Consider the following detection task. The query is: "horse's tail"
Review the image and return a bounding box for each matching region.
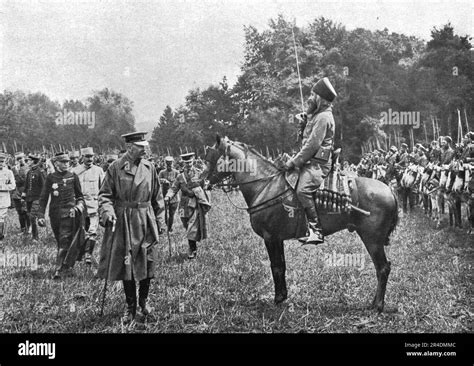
[386,188,399,246]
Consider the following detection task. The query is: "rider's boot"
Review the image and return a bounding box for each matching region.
[299,206,324,245]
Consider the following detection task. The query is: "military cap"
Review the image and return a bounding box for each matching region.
[121,131,149,146]
[107,154,118,162]
[180,152,195,162]
[28,153,41,161]
[164,156,174,162]
[69,150,80,158]
[390,146,398,153]
[80,147,94,156]
[0,152,7,160]
[15,152,25,159]
[54,151,70,162]
[311,77,337,102]
[443,136,452,144]
[401,143,408,149]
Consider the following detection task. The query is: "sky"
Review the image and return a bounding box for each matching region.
[1,0,472,131]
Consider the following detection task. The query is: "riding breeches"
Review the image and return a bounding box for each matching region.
[295,161,330,209]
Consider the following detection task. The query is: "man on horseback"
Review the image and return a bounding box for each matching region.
[283,77,337,245]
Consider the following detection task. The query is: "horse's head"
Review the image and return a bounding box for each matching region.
[203,134,232,185]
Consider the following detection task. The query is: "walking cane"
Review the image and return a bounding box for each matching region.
[100,217,116,316]
[165,203,172,257]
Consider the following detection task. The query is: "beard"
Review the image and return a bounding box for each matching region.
[306,97,319,115]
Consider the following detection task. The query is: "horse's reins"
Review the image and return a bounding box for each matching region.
[208,140,286,212]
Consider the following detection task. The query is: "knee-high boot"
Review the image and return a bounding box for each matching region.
[137,278,153,319]
[122,280,137,324]
[188,240,197,259]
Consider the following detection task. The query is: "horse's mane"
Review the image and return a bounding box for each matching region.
[232,140,279,171]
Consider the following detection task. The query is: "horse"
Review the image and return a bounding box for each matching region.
[203,135,399,313]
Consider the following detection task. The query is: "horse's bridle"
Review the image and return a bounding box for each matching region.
[203,141,282,188]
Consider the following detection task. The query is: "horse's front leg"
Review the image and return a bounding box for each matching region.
[264,238,287,304]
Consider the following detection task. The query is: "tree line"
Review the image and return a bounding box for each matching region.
[1,16,472,162]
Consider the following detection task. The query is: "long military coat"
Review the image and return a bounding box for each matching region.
[97,154,165,282]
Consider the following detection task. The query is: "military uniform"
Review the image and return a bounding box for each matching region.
[0,153,16,240]
[285,77,337,245]
[165,152,210,258]
[98,131,165,325]
[72,147,105,264]
[158,156,180,232]
[24,154,46,241]
[38,152,85,278]
[12,153,30,233]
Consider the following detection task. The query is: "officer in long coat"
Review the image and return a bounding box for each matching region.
[165,152,210,259]
[283,77,337,245]
[0,152,16,241]
[98,131,166,325]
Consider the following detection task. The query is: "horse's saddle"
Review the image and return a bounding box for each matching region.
[285,167,354,214]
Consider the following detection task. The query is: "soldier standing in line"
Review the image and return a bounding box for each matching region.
[72,147,105,265]
[24,153,46,242]
[0,152,16,241]
[158,156,180,233]
[38,152,85,280]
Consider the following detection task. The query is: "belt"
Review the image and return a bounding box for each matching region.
[116,201,151,209]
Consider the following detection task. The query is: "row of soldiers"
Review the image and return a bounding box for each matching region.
[0,132,211,325]
[355,132,474,233]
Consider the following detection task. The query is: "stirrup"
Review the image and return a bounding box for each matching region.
[299,224,324,245]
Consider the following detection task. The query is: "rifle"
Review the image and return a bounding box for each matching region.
[100,218,116,316]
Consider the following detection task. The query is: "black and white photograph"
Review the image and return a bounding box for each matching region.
[0,0,472,362]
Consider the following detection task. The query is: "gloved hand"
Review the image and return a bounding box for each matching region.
[38,218,46,227]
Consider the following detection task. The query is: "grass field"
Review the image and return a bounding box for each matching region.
[0,190,472,333]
